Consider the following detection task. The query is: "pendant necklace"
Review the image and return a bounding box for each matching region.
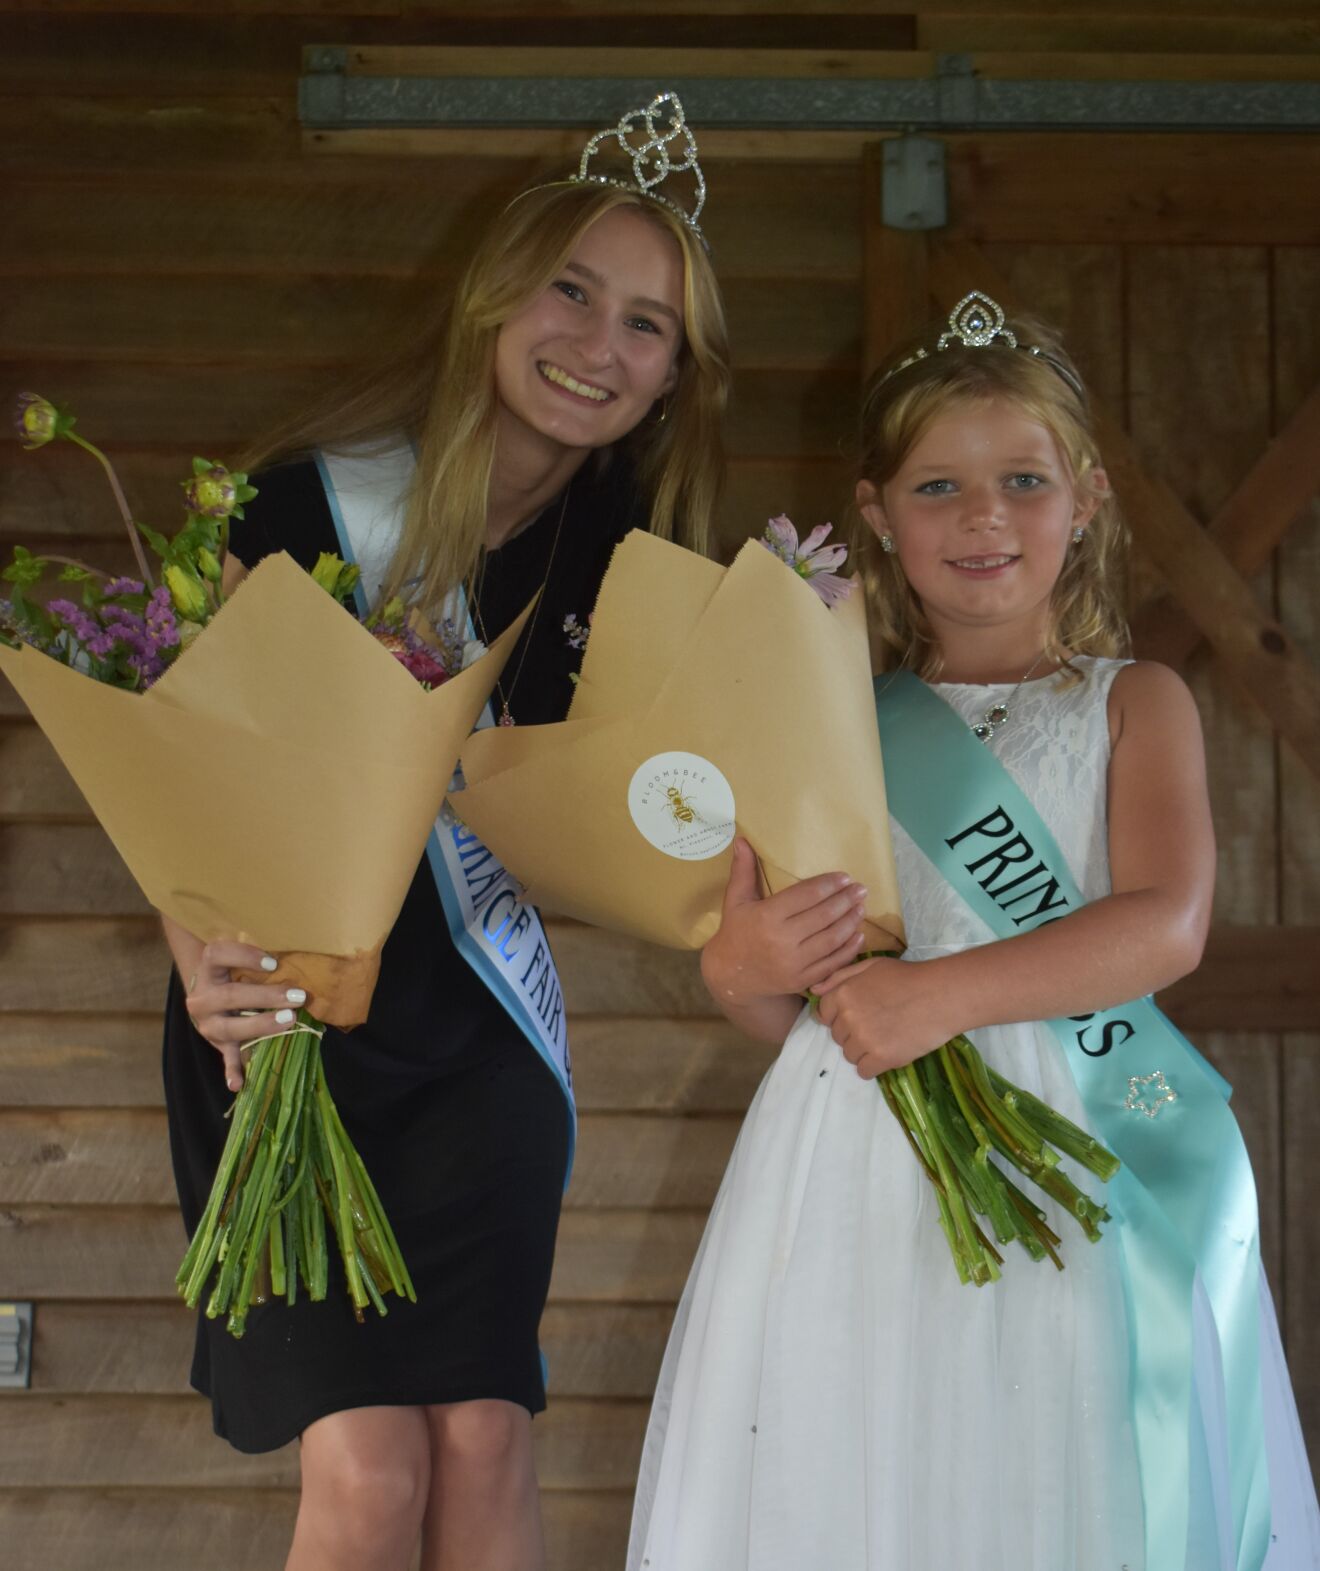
[470,480,572,727]
[969,651,1049,743]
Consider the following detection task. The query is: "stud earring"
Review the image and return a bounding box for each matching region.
[1072,526,1085,544]
[879,534,896,554]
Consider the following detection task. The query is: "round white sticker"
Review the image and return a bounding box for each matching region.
[628,751,737,862]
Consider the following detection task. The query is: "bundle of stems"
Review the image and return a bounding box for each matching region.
[878,1033,1120,1285]
[176,1011,416,1336]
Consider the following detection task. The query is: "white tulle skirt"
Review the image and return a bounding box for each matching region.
[627,1006,1320,1571]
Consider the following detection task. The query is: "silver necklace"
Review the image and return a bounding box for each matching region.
[970,652,1048,743]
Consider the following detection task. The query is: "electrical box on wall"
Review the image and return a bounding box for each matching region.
[0,1303,33,1389]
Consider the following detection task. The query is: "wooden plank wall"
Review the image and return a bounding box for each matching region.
[1,6,1318,1568]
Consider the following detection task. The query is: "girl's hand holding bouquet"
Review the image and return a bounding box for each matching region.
[453,519,1120,1288]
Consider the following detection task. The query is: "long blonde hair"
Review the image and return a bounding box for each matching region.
[246,180,730,613]
[851,313,1129,680]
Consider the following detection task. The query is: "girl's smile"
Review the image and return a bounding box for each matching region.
[494,204,684,454]
[857,396,1102,658]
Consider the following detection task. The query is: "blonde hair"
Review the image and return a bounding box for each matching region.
[851,313,1129,681]
[246,180,730,614]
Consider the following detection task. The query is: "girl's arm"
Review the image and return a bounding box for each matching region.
[701,837,869,1044]
[816,662,1215,1077]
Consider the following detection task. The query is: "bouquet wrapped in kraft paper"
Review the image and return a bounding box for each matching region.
[0,550,528,1329]
[454,529,1122,1287]
[453,528,905,955]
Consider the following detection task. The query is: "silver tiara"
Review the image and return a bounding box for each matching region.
[570,92,708,247]
[880,291,1084,398]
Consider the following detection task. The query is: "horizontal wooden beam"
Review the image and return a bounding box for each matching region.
[0,1204,706,1303]
[0,1488,629,1571]
[28,1298,676,1400]
[0,1107,743,1210]
[0,361,856,458]
[0,163,862,281]
[0,1393,647,1491]
[0,1009,775,1113]
[338,44,1320,83]
[0,916,1314,1029]
[0,274,861,373]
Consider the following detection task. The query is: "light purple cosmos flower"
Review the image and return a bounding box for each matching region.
[759,514,854,607]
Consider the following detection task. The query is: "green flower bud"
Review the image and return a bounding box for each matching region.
[183,461,242,520]
[311,552,360,604]
[195,546,223,585]
[165,563,208,622]
[14,392,71,450]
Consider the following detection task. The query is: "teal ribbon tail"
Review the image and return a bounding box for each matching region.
[875,670,1271,1570]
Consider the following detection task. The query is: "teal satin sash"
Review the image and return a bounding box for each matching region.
[874,670,1269,1571]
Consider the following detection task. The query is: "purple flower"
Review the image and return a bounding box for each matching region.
[103,576,145,598]
[48,598,100,645]
[759,514,854,606]
[145,590,181,649]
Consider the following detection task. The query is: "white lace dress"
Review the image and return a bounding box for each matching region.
[627,659,1319,1571]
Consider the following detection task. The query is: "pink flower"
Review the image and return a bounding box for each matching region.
[759,514,854,606]
[372,629,451,689]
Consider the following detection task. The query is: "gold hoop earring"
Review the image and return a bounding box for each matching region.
[650,397,668,426]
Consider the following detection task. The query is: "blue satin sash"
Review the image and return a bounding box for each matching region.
[314,446,576,1178]
[874,669,1269,1571]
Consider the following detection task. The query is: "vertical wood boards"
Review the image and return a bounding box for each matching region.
[1275,246,1320,1474]
[2,22,1319,1566]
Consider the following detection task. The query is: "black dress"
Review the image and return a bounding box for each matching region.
[163,451,645,1453]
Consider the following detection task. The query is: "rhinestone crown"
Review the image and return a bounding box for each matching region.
[879,291,1084,399]
[568,92,708,247]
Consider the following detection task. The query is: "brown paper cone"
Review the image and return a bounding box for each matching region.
[0,552,529,1024]
[454,531,905,953]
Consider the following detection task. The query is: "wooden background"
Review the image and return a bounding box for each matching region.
[1,4,1318,1567]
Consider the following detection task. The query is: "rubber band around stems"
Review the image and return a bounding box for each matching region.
[239,1020,325,1065]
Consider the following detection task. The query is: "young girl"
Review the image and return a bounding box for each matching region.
[626,294,1319,1571]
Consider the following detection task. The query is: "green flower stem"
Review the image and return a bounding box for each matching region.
[869,1027,1120,1286]
[63,429,155,589]
[176,1010,413,1337]
[984,1062,1120,1181]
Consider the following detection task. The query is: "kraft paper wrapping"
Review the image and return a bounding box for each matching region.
[454,531,906,953]
[0,551,528,1025]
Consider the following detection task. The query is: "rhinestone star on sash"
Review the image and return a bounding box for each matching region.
[1125,1070,1178,1118]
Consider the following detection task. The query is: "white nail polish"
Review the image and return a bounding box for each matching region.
[275,1008,294,1025]
[260,955,278,972]
[286,989,306,1005]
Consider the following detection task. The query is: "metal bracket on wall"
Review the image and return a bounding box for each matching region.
[0,1302,33,1390]
[298,53,1320,133]
[882,136,947,231]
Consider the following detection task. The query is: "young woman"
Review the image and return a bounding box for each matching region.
[161,100,730,1571]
